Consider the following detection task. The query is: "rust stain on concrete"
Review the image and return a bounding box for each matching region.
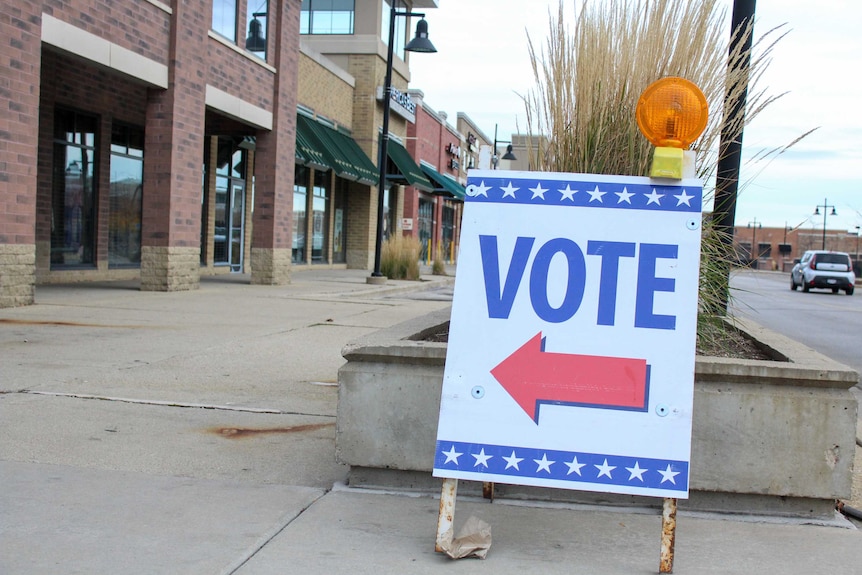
[208,423,334,439]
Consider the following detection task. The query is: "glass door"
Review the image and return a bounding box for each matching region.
[229,182,244,272]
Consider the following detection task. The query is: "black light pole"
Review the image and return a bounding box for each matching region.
[371,2,436,279]
[714,0,756,309]
[855,225,860,262]
[747,217,761,268]
[491,123,517,169]
[813,198,836,250]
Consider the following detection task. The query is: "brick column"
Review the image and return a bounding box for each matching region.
[0,6,41,308]
[346,183,374,269]
[140,0,207,291]
[250,0,300,285]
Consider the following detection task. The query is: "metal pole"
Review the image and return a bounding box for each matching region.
[659,497,678,573]
[435,478,458,552]
[814,198,835,251]
[821,198,827,250]
[372,1,399,278]
[714,0,756,310]
[751,220,757,268]
[371,0,428,277]
[855,226,860,262]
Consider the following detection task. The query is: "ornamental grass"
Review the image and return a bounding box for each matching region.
[381,234,422,281]
[523,0,814,352]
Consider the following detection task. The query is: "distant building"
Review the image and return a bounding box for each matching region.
[733,224,860,271]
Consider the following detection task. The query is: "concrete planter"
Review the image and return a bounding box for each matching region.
[336,308,858,518]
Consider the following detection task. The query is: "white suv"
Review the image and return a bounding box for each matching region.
[790,250,855,295]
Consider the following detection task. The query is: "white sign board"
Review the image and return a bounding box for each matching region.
[433,169,703,498]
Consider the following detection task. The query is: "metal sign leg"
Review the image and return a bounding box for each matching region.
[435,478,458,553]
[659,497,677,573]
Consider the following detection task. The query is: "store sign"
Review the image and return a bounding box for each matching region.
[401,218,414,231]
[377,86,416,123]
[433,169,703,499]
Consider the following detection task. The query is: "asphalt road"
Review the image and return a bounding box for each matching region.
[729,269,862,373]
[729,269,862,424]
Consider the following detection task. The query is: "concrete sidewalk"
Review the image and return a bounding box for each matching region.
[1,268,859,574]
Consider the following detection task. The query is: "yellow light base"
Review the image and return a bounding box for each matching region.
[649,147,685,179]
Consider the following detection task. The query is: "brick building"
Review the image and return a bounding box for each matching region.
[1,0,456,308]
[1,0,302,308]
[733,224,861,272]
[403,90,466,263]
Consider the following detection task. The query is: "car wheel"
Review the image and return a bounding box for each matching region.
[847,287,855,296]
[802,283,810,293]
[832,288,839,294]
[790,276,798,290]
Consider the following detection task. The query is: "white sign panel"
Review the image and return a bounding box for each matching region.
[433,169,703,498]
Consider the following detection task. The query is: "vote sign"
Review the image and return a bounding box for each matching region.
[433,169,703,498]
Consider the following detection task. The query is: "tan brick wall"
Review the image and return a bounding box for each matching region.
[298,54,354,128]
[344,53,410,270]
[346,182,374,269]
[250,247,291,285]
[0,244,36,308]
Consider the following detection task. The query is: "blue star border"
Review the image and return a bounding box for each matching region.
[464,176,701,214]
[433,440,689,493]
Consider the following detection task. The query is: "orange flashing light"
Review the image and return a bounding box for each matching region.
[636,77,708,149]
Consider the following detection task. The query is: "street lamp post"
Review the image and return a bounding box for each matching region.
[491,123,517,169]
[813,198,837,251]
[747,217,761,269]
[855,225,860,269]
[371,2,436,280]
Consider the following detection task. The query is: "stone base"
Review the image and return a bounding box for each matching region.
[250,248,291,285]
[365,275,387,285]
[0,244,36,308]
[140,246,200,291]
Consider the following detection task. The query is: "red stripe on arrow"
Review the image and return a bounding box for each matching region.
[490,332,648,423]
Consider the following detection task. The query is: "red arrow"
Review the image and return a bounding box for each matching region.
[490,332,649,423]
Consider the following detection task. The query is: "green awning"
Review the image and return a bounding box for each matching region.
[295,119,330,172]
[385,139,434,192]
[296,115,377,185]
[419,164,466,201]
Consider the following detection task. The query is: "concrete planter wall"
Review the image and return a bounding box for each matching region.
[336,308,858,518]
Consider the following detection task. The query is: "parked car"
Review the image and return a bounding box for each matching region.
[790,250,855,295]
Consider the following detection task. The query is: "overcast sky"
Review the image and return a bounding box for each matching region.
[409,0,862,234]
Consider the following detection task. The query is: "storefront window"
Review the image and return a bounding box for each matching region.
[418,195,433,261]
[312,170,329,262]
[441,201,455,263]
[382,185,397,242]
[109,123,144,267]
[52,108,97,268]
[332,179,348,263]
[293,165,309,263]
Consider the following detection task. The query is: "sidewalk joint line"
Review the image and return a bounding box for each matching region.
[220,489,330,575]
[18,390,334,417]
